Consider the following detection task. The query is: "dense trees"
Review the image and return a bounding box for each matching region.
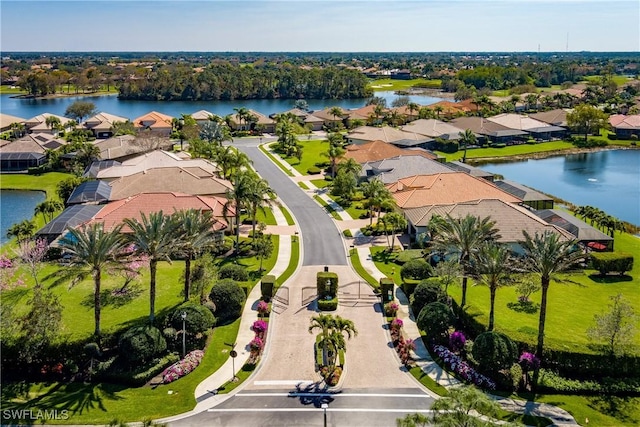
[567,104,609,143]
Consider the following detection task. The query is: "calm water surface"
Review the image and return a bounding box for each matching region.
[0,190,46,245]
[481,149,640,225]
[0,91,447,120]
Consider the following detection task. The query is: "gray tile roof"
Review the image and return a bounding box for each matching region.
[361,156,454,184]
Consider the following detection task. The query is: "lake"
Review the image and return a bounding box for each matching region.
[0,91,448,120]
[480,149,640,225]
[0,190,46,245]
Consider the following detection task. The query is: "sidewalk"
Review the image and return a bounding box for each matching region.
[355,245,579,426]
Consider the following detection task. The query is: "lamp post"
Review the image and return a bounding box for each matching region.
[181,311,187,358]
[178,118,184,151]
[321,403,328,427]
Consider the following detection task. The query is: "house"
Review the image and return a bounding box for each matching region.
[308,107,348,129]
[486,113,567,141]
[390,105,421,123]
[360,155,454,184]
[423,101,471,119]
[402,199,573,252]
[228,109,275,133]
[90,134,151,161]
[529,109,569,127]
[449,116,528,145]
[609,114,640,139]
[346,105,388,125]
[190,110,220,126]
[132,111,174,136]
[36,204,105,244]
[386,172,520,209]
[270,108,324,131]
[402,119,466,141]
[493,180,554,210]
[344,140,438,163]
[66,180,112,205]
[83,112,129,138]
[107,167,232,200]
[0,133,66,172]
[0,113,25,133]
[445,161,495,182]
[534,209,614,250]
[85,149,220,181]
[346,125,431,147]
[24,113,73,135]
[391,69,412,80]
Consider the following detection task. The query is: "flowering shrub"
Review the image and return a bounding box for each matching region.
[0,255,25,290]
[257,300,270,317]
[384,301,399,317]
[390,318,404,331]
[398,338,416,365]
[161,350,204,384]
[432,344,496,390]
[519,352,541,371]
[249,337,264,353]
[252,320,268,339]
[449,331,466,353]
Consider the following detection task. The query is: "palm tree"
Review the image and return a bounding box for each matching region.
[246,177,276,241]
[430,385,500,427]
[10,122,26,139]
[519,231,583,360]
[45,116,61,134]
[525,93,540,112]
[223,170,255,253]
[172,209,218,302]
[215,146,251,179]
[337,157,362,177]
[323,142,346,178]
[34,199,63,222]
[407,102,420,121]
[471,242,515,331]
[430,214,500,309]
[433,105,444,118]
[59,223,126,342]
[309,313,334,365]
[379,212,407,250]
[361,178,393,225]
[309,314,358,372]
[123,211,179,324]
[233,107,250,131]
[6,219,35,243]
[457,129,477,164]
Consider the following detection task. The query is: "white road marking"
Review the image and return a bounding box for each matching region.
[252,380,315,386]
[237,392,430,398]
[208,408,435,413]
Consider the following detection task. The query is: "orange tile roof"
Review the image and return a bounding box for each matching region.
[344,140,436,163]
[132,111,174,129]
[428,100,471,115]
[386,173,520,208]
[86,192,232,232]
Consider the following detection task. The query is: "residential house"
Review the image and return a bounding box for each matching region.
[0,133,66,172]
[445,161,495,182]
[36,204,105,244]
[390,105,421,123]
[24,113,73,135]
[609,114,640,139]
[534,209,614,250]
[228,109,275,133]
[344,140,438,163]
[347,125,431,147]
[423,101,471,119]
[360,155,454,184]
[346,105,387,126]
[308,107,348,130]
[486,113,567,141]
[449,116,528,145]
[493,180,554,210]
[402,119,467,141]
[83,112,130,138]
[391,69,411,80]
[270,108,324,131]
[190,110,220,126]
[66,180,112,205]
[0,113,25,133]
[132,111,174,136]
[529,109,569,127]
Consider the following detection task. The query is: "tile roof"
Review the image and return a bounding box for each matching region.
[0,113,25,130]
[132,111,174,130]
[424,100,471,115]
[449,117,525,138]
[609,114,640,129]
[83,112,129,130]
[529,109,569,127]
[486,113,552,131]
[344,140,437,163]
[229,109,274,126]
[87,192,232,232]
[386,172,520,208]
[361,155,454,184]
[0,133,66,154]
[402,119,466,139]
[190,110,218,121]
[403,199,573,242]
[308,108,347,122]
[348,125,427,144]
[24,113,73,132]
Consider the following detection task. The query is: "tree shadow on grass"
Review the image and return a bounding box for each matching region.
[80,285,144,309]
[587,394,639,425]
[507,301,540,314]
[1,382,126,425]
[371,249,396,264]
[588,273,633,284]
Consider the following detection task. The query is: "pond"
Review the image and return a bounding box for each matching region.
[0,190,46,245]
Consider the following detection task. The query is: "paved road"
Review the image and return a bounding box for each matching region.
[234,140,347,266]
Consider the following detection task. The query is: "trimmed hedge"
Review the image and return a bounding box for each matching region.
[411,278,447,317]
[261,275,275,301]
[417,302,454,341]
[401,281,420,299]
[95,353,179,386]
[170,302,216,334]
[537,369,640,395]
[318,296,338,311]
[317,271,338,298]
[590,252,634,275]
[307,166,322,174]
[472,331,518,375]
[343,229,353,238]
[118,325,167,364]
[209,279,246,322]
[401,258,431,281]
[219,264,249,281]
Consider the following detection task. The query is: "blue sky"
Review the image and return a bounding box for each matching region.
[1,1,638,52]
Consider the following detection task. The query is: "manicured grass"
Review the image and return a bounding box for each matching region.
[298,182,309,190]
[283,139,327,175]
[0,319,241,424]
[313,195,341,220]
[0,85,27,94]
[254,207,277,226]
[583,75,635,86]
[370,246,403,284]
[368,78,442,91]
[259,144,294,177]
[408,366,449,396]
[310,179,330,189]
[436,141,575,162]
[337,198,367,220]
[349,248,378,289]
[533,393,640,427]
[0,172,73,201]
[279,206,295,226]
[276,237,299,287]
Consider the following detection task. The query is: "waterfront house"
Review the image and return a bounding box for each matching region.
[609,114,640,139]
[24,113,73,135]
[83,112,129,138]
[0,133,66,172]
[190,110,220,126]
[402,119,467,141]
[449,116,528,145]
[0,113,25,133]
[344,140,438,163]
[270,108,324,131]
[534,209,614,250]
[529,109,569,127]
[229,109,275,133]
[308,107,348,130]
[486,113,567,141]
[493,179,554,210]
[346,125,430,147]
[132,111,174,136]
[360,155,454,184]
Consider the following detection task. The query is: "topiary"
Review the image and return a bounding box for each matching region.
[209,279,246,322]
[218,264,249,282]
[400,258,431,281]
[416,302,454,342]
[472,331,518,375]
[170,302,216,335]
[118,325,167,364]
[411,278,447,316]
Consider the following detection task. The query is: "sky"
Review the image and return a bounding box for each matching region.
[1,0,639,52]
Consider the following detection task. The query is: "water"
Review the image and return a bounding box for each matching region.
[0,91,447,120]
[480,149,640,225]
[0,190,46,245]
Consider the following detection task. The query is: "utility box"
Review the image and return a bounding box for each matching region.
[380,277,394,302]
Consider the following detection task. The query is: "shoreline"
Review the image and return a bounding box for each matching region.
[467,145,637,165]
[9,91,118,100]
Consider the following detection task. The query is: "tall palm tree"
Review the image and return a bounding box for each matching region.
[309,313,334,365]
[471,242,515,331]
[59,223,126,342]
[123,211,179,324]
[173,209,218,302]
[457,129,477,164]
[407,102,420,121]
[246,177,276,241]
[223,170,255,253]
[519,231,583,360]
[34,199,63,222]
[45,116,61,134]
[361,178,393,225]
[430,214,500,309]
[215,146,251,180]
[379,212,407,250]
[337,157,362,177]
[433,105,444,118]
[6,219,35,243]
[323,143,346,178]
[233,107,250,131]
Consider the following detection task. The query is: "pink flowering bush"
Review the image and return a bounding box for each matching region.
[519,352,541,371]
[384,301,399,317]
[249,337,264,353]
[398,338,416,366]
[252,320,268,339]
[257,300,270,317]
[0,255,25,290]
[161,350,204,384]
[432,344,496,390]
[390,318,404,331]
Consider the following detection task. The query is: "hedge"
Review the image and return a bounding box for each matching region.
[318,296,338,311]
[209,279,246,322]
[118,325,167,364]
[95,353,179,386]
[170,302,216,334]
[537,369,640,395]
[219,264,250,281]
[261,275,275,301]
[590,252,634,275]
[317,271,338,298]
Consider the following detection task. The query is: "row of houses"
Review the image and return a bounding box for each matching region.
[341,139,615,251]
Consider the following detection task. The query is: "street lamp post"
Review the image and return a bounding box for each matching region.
[181,311,187,358]
[321,403,328,427]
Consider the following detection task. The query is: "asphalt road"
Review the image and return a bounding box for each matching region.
[234,140,347,266]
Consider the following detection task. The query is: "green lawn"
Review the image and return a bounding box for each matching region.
[279,206,295,226]
[368,78,442,91]
[253,207,277,226]
[349,248,378,289]
[310,179,330,189]
[259,144,294,177]
[283,139,328,175]
[533,393,640,427]
[0,172,73,201]
[436,141,575,162]
[0,85,27,94]
[276,237,299,288]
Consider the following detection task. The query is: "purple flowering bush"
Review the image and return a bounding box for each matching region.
[519,352,541,371]
[161,350,204,384]
[432,344,496,390]
[449,331,466,353]
[257,300,270,317]
[252,320,268,339]
[390,318,404,331]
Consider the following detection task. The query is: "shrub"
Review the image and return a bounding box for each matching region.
[96,353,179,386]
[417,302,454,341]
[209,279,246,322]
[257,300,270,317]
[519,351,541,372]
[219,264,249,281]
[537,369,640,394]
[492,143,507,148]
[249,337,264,352]
[342,229,353,238]
[170,302,216,335]
[324,175,333,182]
[118,325,167,364]
[449,331,466,353]
[472,331,518,375]
[307,166,322,174]
[260,275,275,301]
[509,363,524,391]
[394,250,424,265]
[390,318,404,331]
[411,278,446,316]
[401,258,431,281]
[590,252,634,275]
[252,320,268,339]
[401,281,419,298]
[318,296,338,311]
[161,350,204,384]
[432,344,496,389]
[317,272,338,298]
[384,301,399,317]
